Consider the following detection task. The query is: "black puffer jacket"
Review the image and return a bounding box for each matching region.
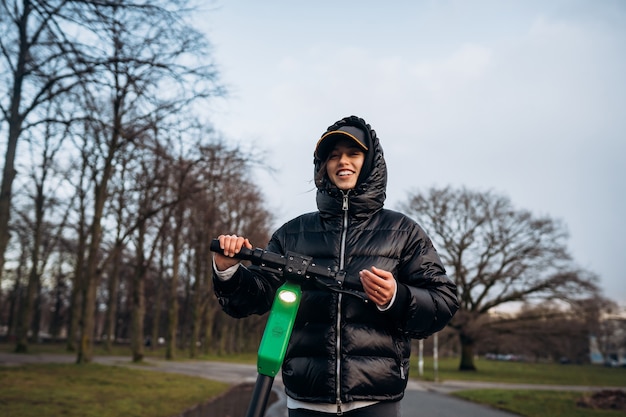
[214,116,458,405]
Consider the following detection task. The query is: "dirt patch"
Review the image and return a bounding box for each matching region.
[175,382,279,417]
[576,390,626,411]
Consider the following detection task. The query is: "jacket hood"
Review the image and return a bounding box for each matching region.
[314,115,387,219]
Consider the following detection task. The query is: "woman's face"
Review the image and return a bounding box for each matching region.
[325,139,365,190]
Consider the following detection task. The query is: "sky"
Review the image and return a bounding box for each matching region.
[199,0,626,306]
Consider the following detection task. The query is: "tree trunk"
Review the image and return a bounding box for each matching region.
[189,250,202,358]
[459,332,477,371]
[0,155,17,280]
[180,278,191,350]
[203,302,216,355]
[31,281,42,343]
[15,188,44,353]
[103,243,122,351]
[14,269,39,352]
[66,268,82,352]
[67,184,88,352]
[77,116,119,363]
[150,274,163,351]
[130,223,146,363]
[218,318,230,354]
[77,244,100,363]
[7,278,21,342]
[77,182,108,364]
[0,51,25,281]
[49,271,65,341]
[130,265,146,362]
[166,238,180,360]
[0,142,16,308]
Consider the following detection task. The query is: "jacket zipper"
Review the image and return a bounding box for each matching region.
[336,191,350,415]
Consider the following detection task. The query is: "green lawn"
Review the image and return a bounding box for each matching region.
[414,357,626,417]
[0,363,229,417]
[455,389,625,417]
[412,356,626,386]
[2,343,625,417]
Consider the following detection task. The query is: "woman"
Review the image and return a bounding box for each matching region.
[213,115,458,416]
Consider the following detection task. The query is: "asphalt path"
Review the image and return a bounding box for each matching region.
[2,352,622,417]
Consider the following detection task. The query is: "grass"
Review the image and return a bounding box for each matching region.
[413,357,626,417]
[0,363,229,417]
[455,390,624,417]
[2,343,625,417]
[1,341,258,364]
[412,356,626,386]
[6,343,624,386]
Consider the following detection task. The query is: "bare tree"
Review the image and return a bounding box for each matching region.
[191,161,272,357]
[399,186,599,370]
[68,0,223,364]
[128,143,174,362]
[64,133,91,352]
[201,157,273,354]
[153,138,273,358]
[13,116,68,352]
[0,0,94,280]
[149,233,168,350]
[0,1,279,362]
[159,149,197,360]
[101,165,128,352]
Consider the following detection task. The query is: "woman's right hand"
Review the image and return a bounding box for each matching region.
[213,234,252,271]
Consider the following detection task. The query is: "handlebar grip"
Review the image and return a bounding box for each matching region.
[209,239,222,253]
[209,238,255,260]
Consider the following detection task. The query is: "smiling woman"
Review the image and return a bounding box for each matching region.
[321,139,365,191]
[211,115,458,417]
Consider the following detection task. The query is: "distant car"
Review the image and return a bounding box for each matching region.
[485,353,525,362]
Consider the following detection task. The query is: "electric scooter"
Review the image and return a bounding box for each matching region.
[210,239,368,417]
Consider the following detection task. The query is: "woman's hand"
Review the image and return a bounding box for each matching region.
[213,234,252,271]
[359,266,397,308]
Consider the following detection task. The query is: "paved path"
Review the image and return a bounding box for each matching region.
[2,352,623,417]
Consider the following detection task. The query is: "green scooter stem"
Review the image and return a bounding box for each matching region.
[245,282,302,417]
[257,282,302,377]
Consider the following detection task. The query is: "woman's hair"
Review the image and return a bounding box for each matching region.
[314,158,329,188]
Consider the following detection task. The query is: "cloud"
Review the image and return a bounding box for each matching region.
[410,43,493,92]
[207,0,626,304]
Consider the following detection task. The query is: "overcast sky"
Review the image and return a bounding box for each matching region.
[200,0,626,306]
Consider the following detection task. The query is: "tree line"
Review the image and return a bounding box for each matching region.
[1,1,619,371]
[0,0,275,363]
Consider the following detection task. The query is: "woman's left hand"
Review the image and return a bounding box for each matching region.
[359,266,397,308]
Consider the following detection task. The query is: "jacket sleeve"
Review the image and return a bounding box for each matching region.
[395,224,459,339]
[212,236,285,318]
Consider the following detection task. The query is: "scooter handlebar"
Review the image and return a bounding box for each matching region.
[209,239,368,301]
